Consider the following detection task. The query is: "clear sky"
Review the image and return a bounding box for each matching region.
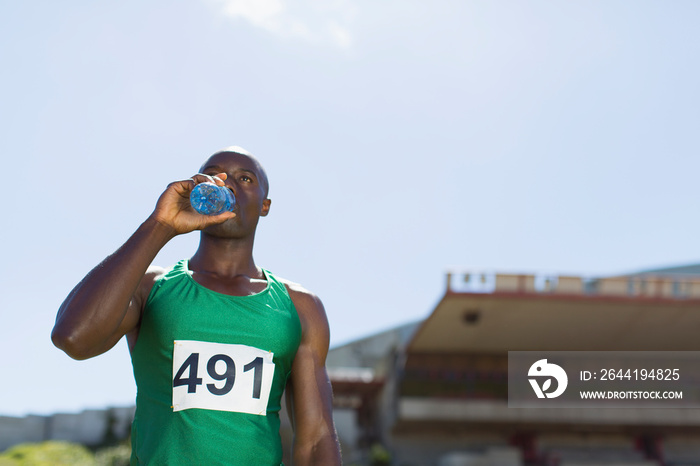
[1,1,699,416]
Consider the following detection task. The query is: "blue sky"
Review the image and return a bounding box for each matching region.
[1,0,699,416]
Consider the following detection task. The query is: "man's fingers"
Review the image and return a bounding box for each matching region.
[189,172,227,186]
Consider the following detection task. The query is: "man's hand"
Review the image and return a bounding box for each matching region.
[150,172,236,237]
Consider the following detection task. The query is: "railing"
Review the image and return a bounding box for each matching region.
[446,271,700,299]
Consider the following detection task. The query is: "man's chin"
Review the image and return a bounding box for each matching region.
[202,220,241,238]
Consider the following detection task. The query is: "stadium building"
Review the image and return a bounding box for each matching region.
[326,264,700,466]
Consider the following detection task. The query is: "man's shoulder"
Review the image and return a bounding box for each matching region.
[134,265,172,304]
[273,274,314,299]
[143,260,189,285]
[270,274,330,349]
[146,264,169,277]
[143,265,170,286]
[269,273,326,319]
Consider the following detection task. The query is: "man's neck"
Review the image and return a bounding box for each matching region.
[189,233,260,279]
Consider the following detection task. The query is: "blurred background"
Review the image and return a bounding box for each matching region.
[1,1,700,465]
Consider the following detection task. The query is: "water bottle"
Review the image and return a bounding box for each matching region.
[189,182,236,215]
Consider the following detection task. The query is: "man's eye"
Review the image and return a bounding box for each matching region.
[241,176,252,182]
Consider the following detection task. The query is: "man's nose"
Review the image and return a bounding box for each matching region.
[224,179,237,197]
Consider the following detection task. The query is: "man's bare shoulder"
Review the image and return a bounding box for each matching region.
[274,275,329,337]
[274,276,321,308]
[146,264,168,279]
[143,265,168,286]
[134,265,169,304]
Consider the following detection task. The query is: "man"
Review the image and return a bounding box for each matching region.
[52,147,341,465]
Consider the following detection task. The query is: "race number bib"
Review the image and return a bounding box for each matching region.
[172,340,275,415]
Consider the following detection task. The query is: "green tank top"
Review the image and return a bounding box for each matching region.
[130,260,301,465]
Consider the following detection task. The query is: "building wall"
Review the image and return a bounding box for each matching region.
[0,406,134,452]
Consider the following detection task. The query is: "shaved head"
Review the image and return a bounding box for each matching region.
[202,146,270,198]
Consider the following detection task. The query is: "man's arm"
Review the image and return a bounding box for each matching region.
[51,173,235,360]
[51,220,173,360]
[286,285,342,465]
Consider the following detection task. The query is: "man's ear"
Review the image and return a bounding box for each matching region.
[261,198,271,217]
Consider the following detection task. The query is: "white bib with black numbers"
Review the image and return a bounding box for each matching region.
[172,340,275,415]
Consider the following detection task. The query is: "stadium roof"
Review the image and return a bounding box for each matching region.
[407,267,700,353]
[624,263,700,277]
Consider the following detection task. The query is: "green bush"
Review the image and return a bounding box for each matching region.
[370,442,391,466]
[94,444,131,466]
[0,441,96,465]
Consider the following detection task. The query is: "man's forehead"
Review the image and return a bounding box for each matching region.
[200,150,261,172]
[200,148,270,196]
